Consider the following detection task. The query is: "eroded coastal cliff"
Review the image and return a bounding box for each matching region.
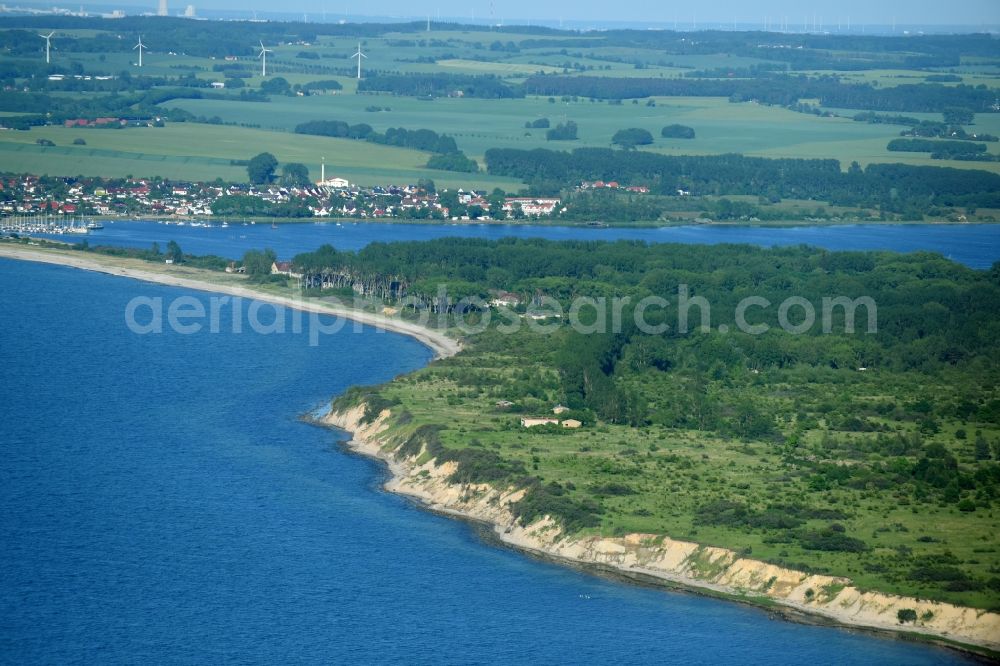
[325,404,1000,655]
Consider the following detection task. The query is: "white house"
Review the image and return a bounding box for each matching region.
[271,261,302,278]
[319,177,351,189]
[520,417,559,428]
[490,291,521,308]
[503,197,560,217]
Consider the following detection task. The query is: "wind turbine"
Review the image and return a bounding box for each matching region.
[40,31,54,64]
[352,41,366,80]
[133,35,146,67]
[258,40,272,77]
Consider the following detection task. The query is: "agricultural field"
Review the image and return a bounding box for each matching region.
[0,120,521,188]
[167,94,1000,173]
[0,17,998,200]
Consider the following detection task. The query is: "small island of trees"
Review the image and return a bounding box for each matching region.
[546,121,578,141]
[661,124,696,139]
[611,128,654,149]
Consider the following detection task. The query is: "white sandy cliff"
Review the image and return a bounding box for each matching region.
[326,405,1000,654]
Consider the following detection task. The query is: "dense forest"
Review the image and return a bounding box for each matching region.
[292,237,1000,380]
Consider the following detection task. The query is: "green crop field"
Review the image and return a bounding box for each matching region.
[0,123,522,188]
[169,94,1000,174]
[434,58,562,75]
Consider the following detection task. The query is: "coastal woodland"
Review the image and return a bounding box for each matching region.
[281,238,1000,611]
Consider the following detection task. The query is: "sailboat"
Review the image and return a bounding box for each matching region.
[66,217,88,235]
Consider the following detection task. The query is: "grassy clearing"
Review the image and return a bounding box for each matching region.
[370,343,1000,611]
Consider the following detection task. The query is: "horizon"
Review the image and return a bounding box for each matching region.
[5,0,1000,32]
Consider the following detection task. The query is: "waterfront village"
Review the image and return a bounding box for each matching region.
[0,173,575,227]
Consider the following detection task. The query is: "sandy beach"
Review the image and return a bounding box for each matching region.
[0,245,461,360]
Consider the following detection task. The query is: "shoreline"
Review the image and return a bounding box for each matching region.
[0,245,460,360]
[321,405,1000,659]
[17,214,997,229]
[5,242,999,658]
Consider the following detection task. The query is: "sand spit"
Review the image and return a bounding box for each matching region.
[0,246,460,359]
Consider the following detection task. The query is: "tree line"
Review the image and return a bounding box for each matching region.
[290,237,1000,438]
[887,138,989,159]
[357,72,524,99]
[293,119,479,172]
[483,147,1000,211]
[522,75,998,114]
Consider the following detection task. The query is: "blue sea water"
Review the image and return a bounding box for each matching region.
[41,220,1000,268]
[0,259,979,664]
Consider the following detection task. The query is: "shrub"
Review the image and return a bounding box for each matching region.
[443,447,527,484]
[797,527,869,552]
[589,482,636,496]
[396,424,444,459]
[512,481,603,531]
